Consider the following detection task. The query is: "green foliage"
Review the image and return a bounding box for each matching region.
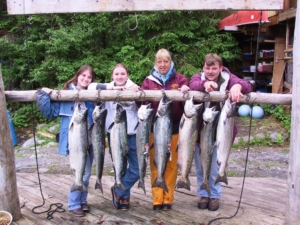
[1,10,241,126]
[10,103,49,128]
[260,104,291,133]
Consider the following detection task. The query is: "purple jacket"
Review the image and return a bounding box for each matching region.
[189,67,252,142]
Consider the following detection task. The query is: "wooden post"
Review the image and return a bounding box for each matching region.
[0,66,21,220]
[286,4,300,225]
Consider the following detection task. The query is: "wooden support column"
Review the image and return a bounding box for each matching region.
[0,66,21,220]
[286,4,300,225]
[272,37,286,93]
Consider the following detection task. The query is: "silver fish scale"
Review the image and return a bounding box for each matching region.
[92,105,107,193]
[215,98,236,185]
[152,98,173,193]
[176,97,202,191]
[110,104,128,191]
[68,105,88,192]
[136,104,154,194]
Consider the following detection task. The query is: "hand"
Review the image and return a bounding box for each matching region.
[42,87,53,94]
[204,81,218,92]
[229,84,243,102]
[178,85,190,92]
[128,84,140,92]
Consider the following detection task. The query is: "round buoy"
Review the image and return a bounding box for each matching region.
[238,104,251,117]
[250,106,264,119]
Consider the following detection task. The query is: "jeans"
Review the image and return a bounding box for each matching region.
[108,134,139,199]
[68,150,93,210]
[194,142,221,199]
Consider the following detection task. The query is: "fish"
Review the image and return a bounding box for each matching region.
[200,105,219,194]
[109,103,128,191]
[176,96,203,191]
[68,103,89,192]
[135,103,154,194]
[152,93,173,193]
[91,103,107,193]
[215,98,236,185]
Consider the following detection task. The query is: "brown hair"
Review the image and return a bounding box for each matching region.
[203,53,223,67]
[111,63,130,77]
[63,65,95,90]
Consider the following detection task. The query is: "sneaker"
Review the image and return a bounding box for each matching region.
[81,203,90,211]
[120,198,130,211]
[153,204,163,211]
[162,204,172,211]
[111,186,121,209]
[69,208,84,217]
[208,198,219,211]
[198,197,209,210]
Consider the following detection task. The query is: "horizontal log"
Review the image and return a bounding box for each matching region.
[7,0,283,15]
[5,90,292,105]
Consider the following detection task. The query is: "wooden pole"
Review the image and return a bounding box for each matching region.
[5,90,292,105]
[0,66,21,220]
[286,3,300,225]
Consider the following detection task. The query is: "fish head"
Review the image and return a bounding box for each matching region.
[92,104,108,123]
[157,95,173,116]
[203,105,219,122]
[114,103,127,123]
[184,96,203,118]
[73,103,88,124]
[138,104,154,121]
[223,98,237,118]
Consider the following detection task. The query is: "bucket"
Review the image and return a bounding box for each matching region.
[7,110,18,146]
[0,211,13,225]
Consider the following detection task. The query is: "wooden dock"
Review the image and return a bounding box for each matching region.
[12,173,286,225]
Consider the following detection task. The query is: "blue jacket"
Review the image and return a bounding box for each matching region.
[36,88,94,155]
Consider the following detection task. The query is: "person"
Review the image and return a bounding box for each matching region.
[189,53,252,211]
[139,48,190,211]
[36,65,120,217]
[89,63,140,211]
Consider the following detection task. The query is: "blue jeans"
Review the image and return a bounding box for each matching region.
[108,134,139,199]
[68,150,93,210]
[194,143,221,199]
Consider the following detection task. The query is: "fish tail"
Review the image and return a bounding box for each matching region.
[176,177,191,191]
[71,183,87,192]
[214,173,228,185]
[138,179,146,195]
[152,177,169,193]
[200,182,210,194]
[114,182,125,192]
[95,180,103,194]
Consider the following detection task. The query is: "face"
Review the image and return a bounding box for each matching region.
[155,57,171,75]
[203,62,223,82]
[112,67,129,86]
[76,69,93,89]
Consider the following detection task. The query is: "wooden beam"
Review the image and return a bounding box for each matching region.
[0,66,21,220]
[278,7,296,22]
[286,4,300,225]
[7,0,284,15]
[5,90,292,105]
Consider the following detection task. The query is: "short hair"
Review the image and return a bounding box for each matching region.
[155,48,172,62]
[204,53,223,67]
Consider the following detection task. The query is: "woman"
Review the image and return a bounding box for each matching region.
[140,48,189,210]
[89,63,140,211]
[36,65,117,217]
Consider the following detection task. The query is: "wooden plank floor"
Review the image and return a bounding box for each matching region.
[12,173,286,225]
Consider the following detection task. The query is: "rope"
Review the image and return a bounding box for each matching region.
[22,8,65,220]
[207,11,263,225]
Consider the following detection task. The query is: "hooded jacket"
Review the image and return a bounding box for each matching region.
[140,71,189,134]
[189,66,252,142]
